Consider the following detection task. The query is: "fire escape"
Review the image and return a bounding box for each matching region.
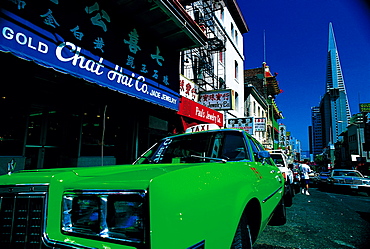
[181,0,227,91]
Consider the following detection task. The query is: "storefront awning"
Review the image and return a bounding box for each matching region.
[0,1,207,111]
[114,0,207,50]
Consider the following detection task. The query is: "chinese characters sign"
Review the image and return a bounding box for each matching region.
[227,117,266,134]
[1,0,180,109]
[179,74,199,101]
[198,89,235,110]
[227,118,253,134]
[254,118,266,132]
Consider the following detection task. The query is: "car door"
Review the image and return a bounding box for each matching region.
[247,136,283,213]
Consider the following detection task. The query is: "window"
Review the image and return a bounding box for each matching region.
[231,23,234,39]
[235,60,238,79]
[220,9,224,22]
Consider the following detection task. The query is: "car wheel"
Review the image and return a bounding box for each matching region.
[231,215,253,249]
[269,198,287,226]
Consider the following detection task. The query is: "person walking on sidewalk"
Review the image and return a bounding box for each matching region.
[300,159,312,195]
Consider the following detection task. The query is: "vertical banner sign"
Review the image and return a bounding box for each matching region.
[278,124,287,149]
[0,0,180,110]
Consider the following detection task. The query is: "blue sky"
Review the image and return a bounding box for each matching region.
[236,0,370,152]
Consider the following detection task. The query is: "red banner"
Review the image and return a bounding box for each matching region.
[178,97,224,127]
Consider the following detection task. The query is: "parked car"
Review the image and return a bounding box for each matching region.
[270,150,294,206]
[308,171,319,185]
[316,171,331,187]
[327,169,370,195]
[0,129,286,249]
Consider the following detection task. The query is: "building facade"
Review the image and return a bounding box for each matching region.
[180,0,248,126]
[0,0,209,173]
[311,106,323,156]
[243,63,283,150]
[0,0,251,174]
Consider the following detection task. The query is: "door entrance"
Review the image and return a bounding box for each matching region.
[25,107,61,169]
[24,106,79,170]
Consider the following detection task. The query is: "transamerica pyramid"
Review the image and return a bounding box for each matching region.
[322,22,351,145]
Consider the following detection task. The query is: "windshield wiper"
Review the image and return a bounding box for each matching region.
[190,155,227,163]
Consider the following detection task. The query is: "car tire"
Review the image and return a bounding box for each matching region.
[268,198,287,226]
[231,215,253,249]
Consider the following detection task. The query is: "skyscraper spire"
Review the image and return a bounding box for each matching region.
[324,22,351,144]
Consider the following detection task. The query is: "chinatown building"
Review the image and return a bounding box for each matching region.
[244,63,283,150]
[0,0,208,173]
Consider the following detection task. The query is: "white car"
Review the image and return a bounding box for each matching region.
[270,150,294,206]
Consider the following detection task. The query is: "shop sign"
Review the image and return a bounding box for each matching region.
[360,103,370,113]
[0,1,180,110]
[254,118,266,132]
[178,97,223,127]
[227,118,253,134]
[179,74,199,101]
[198,89,235,110]
[279,124,287,148]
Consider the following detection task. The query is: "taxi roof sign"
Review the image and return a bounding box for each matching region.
[185,124,221,133]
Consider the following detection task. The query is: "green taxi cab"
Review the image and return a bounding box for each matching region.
[0,129,285,249]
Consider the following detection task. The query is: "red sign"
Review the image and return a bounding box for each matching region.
[178,97,224,127]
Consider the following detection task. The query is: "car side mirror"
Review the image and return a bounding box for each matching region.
[257,151,270,159]
[257,151,271,165]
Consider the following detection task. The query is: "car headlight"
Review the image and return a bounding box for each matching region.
[62,190,147,245]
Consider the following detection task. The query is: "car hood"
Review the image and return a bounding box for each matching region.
[0,163,199,189]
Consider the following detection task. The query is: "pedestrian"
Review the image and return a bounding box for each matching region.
[300,159,311,195]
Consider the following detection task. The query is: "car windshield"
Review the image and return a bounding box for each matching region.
[270,155,284,165]
[333,171,363,177]
[133,131,250,164]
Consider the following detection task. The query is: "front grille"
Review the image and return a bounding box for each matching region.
[0,185,49,249]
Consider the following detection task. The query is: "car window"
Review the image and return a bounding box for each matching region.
[249,137,272,165]
[333,171,362,177]
[221,132,250,161]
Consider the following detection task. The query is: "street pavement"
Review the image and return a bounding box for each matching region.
[254,187,370,248]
